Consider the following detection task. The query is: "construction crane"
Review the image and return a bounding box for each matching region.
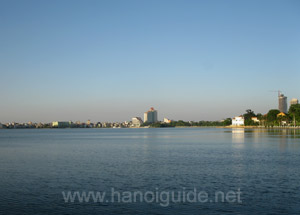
[269,90,281,97]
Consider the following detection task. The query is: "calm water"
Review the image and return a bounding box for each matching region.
[0,128,300,215]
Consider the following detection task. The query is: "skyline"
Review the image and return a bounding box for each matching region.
[1,0,300,122]
[0,98,298,124]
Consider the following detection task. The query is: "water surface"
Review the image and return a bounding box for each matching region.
[0,128,300,215]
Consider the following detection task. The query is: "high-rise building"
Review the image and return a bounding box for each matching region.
[278,94,287,113]
[144,107,158,123]
[290,98,299,105]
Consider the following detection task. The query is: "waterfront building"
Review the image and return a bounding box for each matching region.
[132,117,143,127]
[86,120,93,128]
[290,98,299,105]
[144,107,158,123]
[232,116,245,126]
[277,112,286,117]
[278,94,287,113]
[123,121,130,127]
[0,123,4,129]
[251,117,260,123]
[52,121,71,128]
[95,122,102,128]
[277,112,287,126]
[102,122,112,128]
[36,123,44,128]
[163,118,172,123]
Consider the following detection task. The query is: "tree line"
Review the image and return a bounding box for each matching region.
[142,104,300,128]
[142,119,232,128]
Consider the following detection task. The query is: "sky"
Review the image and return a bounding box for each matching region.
[0,0,299,123]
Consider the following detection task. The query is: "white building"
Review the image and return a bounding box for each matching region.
[163,118,172,123]
[52,121,71,128]
[251,117,260,123]
[232,116,245,126]
[131,117,143,127]
[144,107,158,123]
[290,98,299,105]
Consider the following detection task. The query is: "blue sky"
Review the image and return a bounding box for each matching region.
[0,0,299,122]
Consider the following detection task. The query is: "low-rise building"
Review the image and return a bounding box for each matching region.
[102,122,112,128]
[163,118,172,123]
[277,112,286,118]
[132,117,143,127]
[95,122,102,128]
[86,120,93,128]
[52,121,71,128]
[232,116,245,126]
[122,121,130,127]
[36,123,44,128]
[251,117,260,123]
[290,98,299,105]
[277,112,287,126]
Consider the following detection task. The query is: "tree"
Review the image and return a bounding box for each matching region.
[256,113,263,120]
[243,109,257,126]
[289,104,300,126]
[245,109,255,117]
[277,113,288,126]
[222,118,232,126]
[266,109,280,126]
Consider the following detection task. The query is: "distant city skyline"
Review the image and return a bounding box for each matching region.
[0,0,299,123]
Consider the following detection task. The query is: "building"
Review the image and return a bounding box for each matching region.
[290,98,299,105]
[131,117,143,127]
[52,121,71,128]
[163,118,172,123]
[86,119,94,128]
[144,107,158,123]
[277,112,287,126]
[86,120,91,126]
[251,117,260,123]
[232,116,245,126]
[95,122,102,128]
[277,112,286,118]
[0,123,4,129]
[278,94,287,113]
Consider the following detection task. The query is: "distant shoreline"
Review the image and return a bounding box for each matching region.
[1,126,300,130]
[173,126,300,129]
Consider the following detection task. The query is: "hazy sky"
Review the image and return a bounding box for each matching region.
[0,0,299,123]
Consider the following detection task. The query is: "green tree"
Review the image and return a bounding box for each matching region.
[266,109,280,126]
[256,113,263,120]
[243,109,258,126]
[222,118,232,126]
[289,104,300,126]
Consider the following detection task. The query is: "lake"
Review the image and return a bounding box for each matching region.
[0,128,300,214]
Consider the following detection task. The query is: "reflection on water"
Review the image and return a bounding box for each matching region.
[267,128,300,139]
[231,128,245,148]
[0,128,300,215]
[227,128,300,151]
[243,128,300,138]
